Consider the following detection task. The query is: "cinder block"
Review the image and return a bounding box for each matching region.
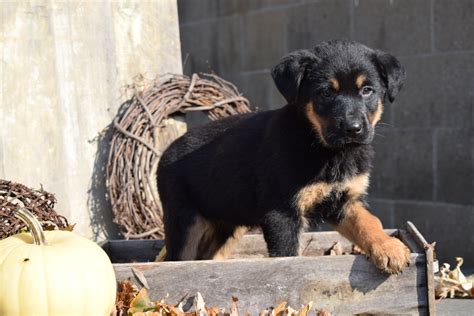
[178,0,217,24]
[180,16,243,83]
[243,0,304,12]
[434,0,474,51]
[180,20,219,75]
[353,0,431,56]
[241,9,289,70]
[241,71,286,111]
[435,128,473,205]
[393,201,474,265]
[286,0,351,51]
[370,128,434,201]
[367,198,395,228]
[178,0,244,24]
[394,54,474,128]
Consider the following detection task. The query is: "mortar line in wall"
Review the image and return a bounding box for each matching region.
[432,128,438,201]
[369,198,471,209]
[349,0,355,40]
[238,14,244,72]
[180,18,218,28]
[389,203,395,228]
[241,69,271,76]
[429,0,435,53]
[397,49,474,59]
[246,1,307,16]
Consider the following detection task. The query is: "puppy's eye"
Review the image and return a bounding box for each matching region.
[360,86,374,97]
[321,88,334,98]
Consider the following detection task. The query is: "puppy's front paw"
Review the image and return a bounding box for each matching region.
[369,237,410,274]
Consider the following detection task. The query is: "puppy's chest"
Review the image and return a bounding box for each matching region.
[293,172,369,215]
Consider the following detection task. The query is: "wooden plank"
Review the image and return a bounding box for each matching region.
[399,229,424,254]
[406,221,436,316]
[113,254,428,315]
[104,230,398,262]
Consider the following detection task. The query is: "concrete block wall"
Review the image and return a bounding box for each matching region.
[178,0,474,265]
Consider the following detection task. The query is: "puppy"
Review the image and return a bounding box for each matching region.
[157,40,410,273]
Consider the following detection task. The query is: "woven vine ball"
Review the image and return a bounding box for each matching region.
[107,73,251,239]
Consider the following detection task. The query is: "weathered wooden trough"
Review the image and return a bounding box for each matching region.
[102,222,436,315]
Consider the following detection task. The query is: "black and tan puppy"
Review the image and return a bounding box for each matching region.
[158,40,410,273]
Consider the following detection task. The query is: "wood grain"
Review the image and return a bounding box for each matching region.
[114,254,428,315]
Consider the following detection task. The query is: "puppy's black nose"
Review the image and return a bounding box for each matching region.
[344,122,363,135]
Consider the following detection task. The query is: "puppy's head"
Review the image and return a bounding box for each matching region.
[272,40,405,147]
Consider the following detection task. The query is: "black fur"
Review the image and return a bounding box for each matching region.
[158,40,405,260]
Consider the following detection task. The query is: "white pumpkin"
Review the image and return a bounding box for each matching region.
[0,208,116,316]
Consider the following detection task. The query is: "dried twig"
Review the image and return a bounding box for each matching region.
[0,180,68,239]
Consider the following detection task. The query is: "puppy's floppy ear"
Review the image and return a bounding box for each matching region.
[372,50,406,103]
[271,50,317,104]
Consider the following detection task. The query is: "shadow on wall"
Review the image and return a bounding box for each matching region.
[87,101,134,241]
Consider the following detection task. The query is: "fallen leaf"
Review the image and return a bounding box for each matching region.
[132,267,150,289]
[316,309,332,316]
[298,302,313,316]
[193,292,206,316]
[61,223,76,231]
[272,301,287,316]
[230,296,239,316]
[328,242,343,256]
[128,288,155,315]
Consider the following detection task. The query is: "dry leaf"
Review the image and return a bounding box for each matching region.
[328,242,343,256]
[435,257,473,299]
[316,309,332,316]
[61,223,76,231]
[230,296,239,316]
[297,302,313,316]
[272,301,287,315]
[132,267,150,289]
[259,309,270,316]
[128,288,155,315]
[193,292,206,316]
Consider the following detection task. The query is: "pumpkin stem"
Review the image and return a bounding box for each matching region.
[13,207,48,246]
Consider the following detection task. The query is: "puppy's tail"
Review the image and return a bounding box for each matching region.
[155,245,167,262]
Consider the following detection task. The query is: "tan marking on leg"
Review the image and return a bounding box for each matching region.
[297,216,310,256]
[212,226,248,260]
[368,98,384,127]
[180,216,212,260]
[294,182,334,215]
[329,77,340,92]
[355,74,367,89]
[332,201,410,274]
[305,102,328,146]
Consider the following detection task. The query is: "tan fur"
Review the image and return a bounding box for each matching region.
[180,215,212,260]
[212,226,248,260]
[294,172,370,215]
[329,77,340,91]
[332,200,410,274]
[195,224,247,260]
[368,98,383,126]
[344,172,370,199]
[355,74,366,89]
[305,102,328,146]
[294,182,334,214]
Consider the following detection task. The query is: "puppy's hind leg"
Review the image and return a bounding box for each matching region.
[197,225,247,260]
[163,207,209,261]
